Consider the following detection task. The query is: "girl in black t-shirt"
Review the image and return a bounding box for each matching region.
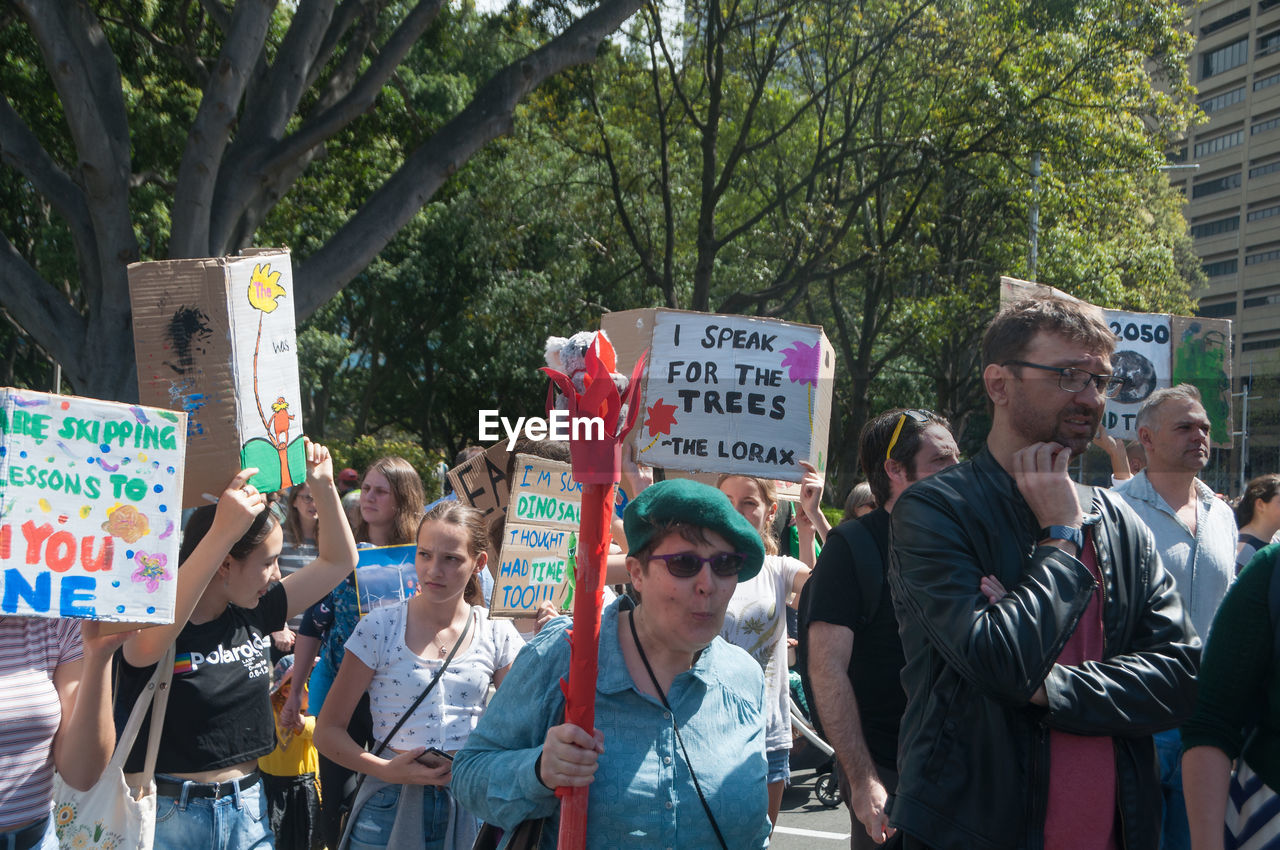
[117,440,358,850]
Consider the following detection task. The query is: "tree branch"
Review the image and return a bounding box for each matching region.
[169,0,277,258]
[211,0,445,253]
[0,94,102,308]
[13,1,136,324]
[293,0,647,318]
[0,230,87,372]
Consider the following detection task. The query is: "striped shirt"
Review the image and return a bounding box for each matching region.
[0,617,82,828]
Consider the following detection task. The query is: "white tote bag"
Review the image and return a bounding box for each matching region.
[51,645,174,850]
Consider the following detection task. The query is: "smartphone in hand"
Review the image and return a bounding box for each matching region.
[415,747,454,770]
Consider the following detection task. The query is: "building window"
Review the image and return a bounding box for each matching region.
[1202,86,1247,113]
[1204,8,1251,34]
[1251,159,1280,179]
[1195,130,1245,157]
[1254,114,1280,134]
[1204,258,1239,276]
[1203,38,1248,79]
[1260,30,1280,57]
[1264,0,1280,12]
[1256,69,1280,90]
[1192,215,1241,237]
[1246,248,1280,264]
[1193,172,1243,197]
[1243,338,1280,350]
[1197,301,1238,317]
[1248,203,1280,221]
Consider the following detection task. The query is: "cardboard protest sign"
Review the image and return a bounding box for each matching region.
[998,277,1234,446]
[1171,315,1233,445]
[492,454,581,618]
[1101,311,1172,440]
[600,309,834,482]
[446,443,510,520]
[129,250,306,507]
[0,390,186,623]
[352,544,418,616]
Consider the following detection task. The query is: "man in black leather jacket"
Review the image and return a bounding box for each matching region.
[887,297,1200,850]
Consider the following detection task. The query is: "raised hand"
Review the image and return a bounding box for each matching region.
[304,438,334,487]
[211,468,266,538]
[1010,443,1082,531]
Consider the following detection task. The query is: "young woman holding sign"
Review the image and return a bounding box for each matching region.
[717,471,813,828]
[115,439,358,850]
[283,456,425,846]
[315,501,521,849]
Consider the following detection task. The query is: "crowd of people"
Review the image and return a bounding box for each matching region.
[1,294,1278,850]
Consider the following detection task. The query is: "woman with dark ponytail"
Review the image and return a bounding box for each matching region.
[1235,473,1280,573]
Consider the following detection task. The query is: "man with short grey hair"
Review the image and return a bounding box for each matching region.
[1114,382,1236,850]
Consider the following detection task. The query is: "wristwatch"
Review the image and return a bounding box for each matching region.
[1039,524,1084,551]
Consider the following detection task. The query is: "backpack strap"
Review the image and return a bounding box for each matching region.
[1268,545,1280,662]
[796,515,886,735]
[828,519,885,631]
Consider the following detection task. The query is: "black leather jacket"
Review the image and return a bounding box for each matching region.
[887,447,1200,850]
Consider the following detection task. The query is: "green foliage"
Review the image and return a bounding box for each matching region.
[330,434,444,501]
[820,505,843,528]
[526,0,1202,491]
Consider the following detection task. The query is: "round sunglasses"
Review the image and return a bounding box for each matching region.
[648,551,748,578]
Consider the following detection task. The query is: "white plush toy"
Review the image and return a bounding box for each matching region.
[544,330,631,415]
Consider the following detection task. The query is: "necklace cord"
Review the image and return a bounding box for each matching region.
[628,610,729,850]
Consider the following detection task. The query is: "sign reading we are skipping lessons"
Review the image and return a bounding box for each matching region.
[601,309,835,482]
[492,454,581,618]
[0,390,186,624]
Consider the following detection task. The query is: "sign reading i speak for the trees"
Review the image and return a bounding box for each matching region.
[0,389,186,624]
[602,309,835,481]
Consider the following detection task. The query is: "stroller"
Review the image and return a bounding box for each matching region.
[787,668,841,807]
[787,573,843,809]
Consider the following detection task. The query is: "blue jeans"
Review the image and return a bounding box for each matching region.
[1155,728,1190,850]
[153,777,273,850]
[766,746,791,785]
[0,817,55,850]
[350,785,460,850]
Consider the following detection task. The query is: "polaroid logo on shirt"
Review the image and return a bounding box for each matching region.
[186,635,270,672]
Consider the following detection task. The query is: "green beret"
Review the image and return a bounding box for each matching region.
[623,479,765,581]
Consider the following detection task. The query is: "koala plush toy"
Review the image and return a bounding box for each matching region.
[544,331,630,405]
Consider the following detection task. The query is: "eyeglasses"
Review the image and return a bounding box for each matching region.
[1002,360,1127,398]
[649,551,748,578]
[886,410,931,461]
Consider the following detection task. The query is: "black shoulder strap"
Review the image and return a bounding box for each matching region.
[830,518,885,630]
[1268,545,1280,662]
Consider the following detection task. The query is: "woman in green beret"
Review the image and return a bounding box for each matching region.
[453,479,771,849]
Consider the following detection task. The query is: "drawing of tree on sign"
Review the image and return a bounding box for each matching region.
[241,263,300,491]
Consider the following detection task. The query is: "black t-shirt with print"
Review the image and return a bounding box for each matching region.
[804,508,904,768]
[117,581,288,774]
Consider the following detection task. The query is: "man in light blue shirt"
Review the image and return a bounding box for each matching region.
[1114,383,1236,850]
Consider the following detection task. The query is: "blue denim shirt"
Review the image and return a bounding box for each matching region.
[453,598,770,849]
[1114,471,1237,643]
